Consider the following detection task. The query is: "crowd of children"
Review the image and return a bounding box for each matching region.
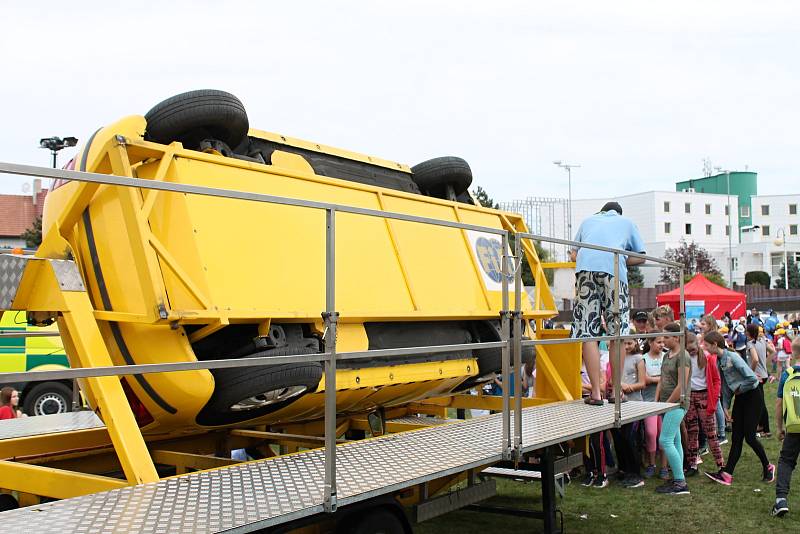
[577,304,800,518]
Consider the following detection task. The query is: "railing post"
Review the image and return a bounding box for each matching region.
[323,208,338,513]
[71,379,81,411]
[678,267,686,407]
[512,235,523,461]
[613,253,621,427]
[500,231,511,459]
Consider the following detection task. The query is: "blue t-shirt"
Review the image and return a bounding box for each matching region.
[777,365,800,399]
[765,315,779,333]
[573,211,646,285]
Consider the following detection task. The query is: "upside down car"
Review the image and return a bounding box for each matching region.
[41,90,544,435]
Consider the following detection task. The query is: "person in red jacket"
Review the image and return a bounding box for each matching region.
[684,331,725,476]
[0,387,22,420]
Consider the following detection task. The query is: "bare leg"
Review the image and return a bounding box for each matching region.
[608,340,622,398]
[582,340,602,401]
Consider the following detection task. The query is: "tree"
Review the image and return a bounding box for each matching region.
[628,264,644,288]
[700,271,727,287]
[774,257,800,289]
[471,186,499,209]
[744,271,771,287]
[21,215,42,248]
[659,239,724,285]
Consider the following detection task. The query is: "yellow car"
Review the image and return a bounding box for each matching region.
[42,90,544,436]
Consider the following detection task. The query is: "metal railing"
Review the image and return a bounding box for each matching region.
[0,160,686,513]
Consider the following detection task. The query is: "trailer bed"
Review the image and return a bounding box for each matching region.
[0,400,673,532]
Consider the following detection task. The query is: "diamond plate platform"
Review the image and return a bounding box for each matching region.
[0,411,105,441]
[0,254,84,310]
[386,416,454,426]
[0,400,675,533]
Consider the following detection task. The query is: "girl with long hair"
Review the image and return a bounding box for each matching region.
[0,387,22,420]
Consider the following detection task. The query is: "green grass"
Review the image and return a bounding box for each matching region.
[417,382,798,534]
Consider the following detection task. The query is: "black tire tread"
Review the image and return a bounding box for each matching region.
[197,362,322,426]
[144,89,249,148]
[411,156,472,196]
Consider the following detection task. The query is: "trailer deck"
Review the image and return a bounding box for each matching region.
[0,399,674,533]
[0,411,104,441]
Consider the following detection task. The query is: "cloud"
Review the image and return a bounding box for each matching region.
[2,1,799,201]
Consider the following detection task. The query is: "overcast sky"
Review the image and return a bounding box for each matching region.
[2,1,799,204]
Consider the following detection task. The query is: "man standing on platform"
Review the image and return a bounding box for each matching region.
[571,202,647,405]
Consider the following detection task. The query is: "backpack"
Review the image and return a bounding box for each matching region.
[783,367,800,433]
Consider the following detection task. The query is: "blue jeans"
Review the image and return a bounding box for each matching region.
[715,400,726,439]
[659,407,687,482]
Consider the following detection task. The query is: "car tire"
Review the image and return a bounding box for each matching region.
[411,156,473,199]
[23,381,73,416]
[197,362,322,426]
[0,494,19,512]
[144,89,249,150]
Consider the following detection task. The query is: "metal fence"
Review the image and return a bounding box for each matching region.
[0,160,685,513]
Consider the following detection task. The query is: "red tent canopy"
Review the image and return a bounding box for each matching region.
[656,273,747,320]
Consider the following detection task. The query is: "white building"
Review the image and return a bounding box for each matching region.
[737,194,800,285]
[504,190,800,290]
[538,190,739,288]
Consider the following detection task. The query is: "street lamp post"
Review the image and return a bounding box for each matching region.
[716,167,734,287]
[553,161,580,240]
[775,228,789,290]
[39,136,78,168]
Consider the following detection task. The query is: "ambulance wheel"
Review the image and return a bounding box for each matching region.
[23,381,73,416]
[197,362,322,426]
[144,89,249,150]
[411,157,473,199]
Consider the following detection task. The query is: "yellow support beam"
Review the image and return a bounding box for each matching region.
[534,347,574,401]
[0,428,110,460]
[9,257,158,484]
[540,262,576,269]
[107,139,168,322]
[229,429,346,448]
[0,460,127,499]
[412,394,553,412]
[151,450,241,475]
[58,291,160,484]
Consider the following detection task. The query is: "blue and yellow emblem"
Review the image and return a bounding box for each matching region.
[475,236,505,283]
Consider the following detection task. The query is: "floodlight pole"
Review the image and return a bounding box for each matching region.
[39,136,78,169]
[716,167,734,287]
[776,228,788,290]
[553,161,580,242]
[727,170,733,287]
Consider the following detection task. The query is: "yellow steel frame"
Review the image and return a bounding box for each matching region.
[40,134,559,327]
[0,129,583,507]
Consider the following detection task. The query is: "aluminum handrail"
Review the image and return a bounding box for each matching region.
[0,340,509,383]
[0,331,61,338]
[516,231,682,268]
[0,162,506,236]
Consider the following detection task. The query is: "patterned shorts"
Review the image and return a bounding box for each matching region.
[572,271,630,338]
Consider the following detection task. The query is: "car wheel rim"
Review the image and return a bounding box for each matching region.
[230,385,307,411]
[35,394,68,416]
